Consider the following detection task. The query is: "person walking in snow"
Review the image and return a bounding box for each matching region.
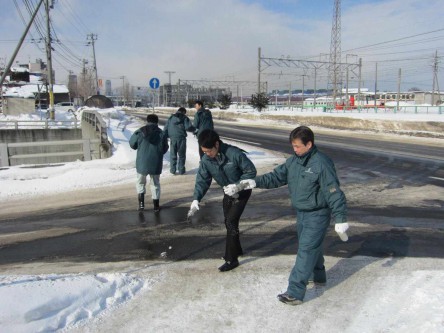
[187,129,256,272]
[192,100,214,159]
[230,126,349,305]
[163,107,195,175]
[129,114,169,212]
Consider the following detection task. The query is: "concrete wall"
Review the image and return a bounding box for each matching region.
[0,129,83,166]
[0,128,81,143]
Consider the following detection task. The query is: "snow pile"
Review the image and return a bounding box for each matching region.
[0,273,151,332]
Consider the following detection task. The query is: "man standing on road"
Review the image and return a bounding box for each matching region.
[192,100,214,159]
[129,114,169,212]
[234,126,349,305]
[187,129,256,272]
[164,107,195,175]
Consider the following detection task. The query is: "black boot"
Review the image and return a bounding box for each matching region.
[153,199,160,213]
[138,193,145,211]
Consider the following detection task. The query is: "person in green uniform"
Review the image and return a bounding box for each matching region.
[187,129,257,272]
[231,126,349,305]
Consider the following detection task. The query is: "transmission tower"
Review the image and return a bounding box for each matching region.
[328,0,342,104]
[432,50,441,105]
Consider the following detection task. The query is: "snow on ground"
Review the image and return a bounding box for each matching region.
[223,102,444,122]
[0,273,153,333]
[0,107,443,332]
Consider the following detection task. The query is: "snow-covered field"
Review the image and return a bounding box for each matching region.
[0,107,443,332]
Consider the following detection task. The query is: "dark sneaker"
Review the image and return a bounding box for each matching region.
[277,293,303,306]
[218,260,239,272]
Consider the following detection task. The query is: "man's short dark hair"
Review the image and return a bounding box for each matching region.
[198,129,219,148]
[195,100,204,108]
[289,126,314,145]
[146,114,158,124]
[177,107,187,114]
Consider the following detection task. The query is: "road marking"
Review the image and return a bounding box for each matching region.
[429,176,444,181]
[220,136,262,146]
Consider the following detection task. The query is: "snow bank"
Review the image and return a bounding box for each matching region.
[0,273,151,332]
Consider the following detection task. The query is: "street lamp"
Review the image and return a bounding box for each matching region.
[120,76,125,106]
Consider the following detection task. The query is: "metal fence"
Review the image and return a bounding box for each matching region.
[0,120,81,129]
[290,105,444,114]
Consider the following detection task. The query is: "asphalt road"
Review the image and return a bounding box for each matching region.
[0,118,443,267]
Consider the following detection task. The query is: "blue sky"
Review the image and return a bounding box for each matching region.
[1,0,443,93]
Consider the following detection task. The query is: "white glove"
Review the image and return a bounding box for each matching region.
[335,223,349,242]
[240,179,256,190]
[187,200,199,218]
[223,184,242,196]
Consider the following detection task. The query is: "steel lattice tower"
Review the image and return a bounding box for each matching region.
[328,0,341,104]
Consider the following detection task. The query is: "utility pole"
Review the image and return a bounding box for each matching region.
[258,47,262,94]
[374,62,378,107]
[288,81,291,107]
[87,33,99,95]
[396,68,401,111]
[164,70,175,106]
[301,74,306,110]
[357,58,362,109]
[313,67,318,109]
[432,50,441,105]
[120,75,125,106]
[45,0,55,120]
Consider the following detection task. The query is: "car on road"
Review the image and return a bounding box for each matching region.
[55,102,77,112]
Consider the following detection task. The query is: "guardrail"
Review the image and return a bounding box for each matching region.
[0,139,100,167]
[81,110,111,159]
[0,120,81,129]
[296,105,443,114]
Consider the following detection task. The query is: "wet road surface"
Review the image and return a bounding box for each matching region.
[0,120,443,267]
[0,186,443,267]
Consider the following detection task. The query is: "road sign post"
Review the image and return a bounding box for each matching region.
[149,78,160,111]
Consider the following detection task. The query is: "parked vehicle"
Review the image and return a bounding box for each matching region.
[55,102,76,112]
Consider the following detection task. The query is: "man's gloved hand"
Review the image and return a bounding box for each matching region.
[187,200,199,218]
[240,179,256,190]
[335,222,349,242]
[223,184,243,196]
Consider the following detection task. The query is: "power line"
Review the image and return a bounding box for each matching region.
[343,28,444,53]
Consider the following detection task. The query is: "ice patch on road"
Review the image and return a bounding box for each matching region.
[0,273,151,332]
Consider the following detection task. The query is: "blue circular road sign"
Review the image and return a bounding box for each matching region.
[149,77,160,89]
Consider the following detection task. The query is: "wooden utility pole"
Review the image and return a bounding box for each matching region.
[87,33,99,95]
[45,0,55,120]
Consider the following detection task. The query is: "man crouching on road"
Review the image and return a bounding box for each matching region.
[231,126,349,305]
[187,129,257,272]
